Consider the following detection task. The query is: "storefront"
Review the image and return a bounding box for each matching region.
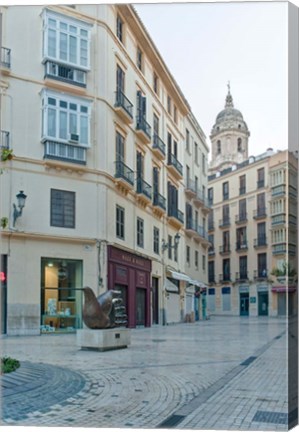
[40,258,83,333]
[272,285,297,316]
[257,284,269,316]
[239,285,249,316]
[107,246,151,328]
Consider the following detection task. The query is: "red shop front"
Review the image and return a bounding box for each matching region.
[107,246,152,328]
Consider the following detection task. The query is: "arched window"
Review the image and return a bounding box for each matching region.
[237,137,242,152]
[217,140,221,155]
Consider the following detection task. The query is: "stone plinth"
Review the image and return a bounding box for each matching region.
[76,328,131,351]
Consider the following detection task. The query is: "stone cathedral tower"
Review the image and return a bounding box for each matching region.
[209,84,250,174]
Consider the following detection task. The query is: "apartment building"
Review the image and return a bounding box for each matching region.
[0,5,209,335]
[207,87,297,317]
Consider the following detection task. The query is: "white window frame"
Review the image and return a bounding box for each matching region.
[41,89,92,147]
[43,9,92,70]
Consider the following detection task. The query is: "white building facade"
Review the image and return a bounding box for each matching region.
[0,4,209,335]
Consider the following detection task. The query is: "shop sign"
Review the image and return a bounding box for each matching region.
[239,285,249,293]
[250,297,256,303]
[257,284,268,292]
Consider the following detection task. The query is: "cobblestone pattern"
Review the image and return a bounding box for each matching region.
[0,316,291,429]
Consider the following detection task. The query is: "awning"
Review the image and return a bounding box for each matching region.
[272,286,297,293]
[166,269,190,282]
[188,279,207,288]
[164,278,179,293]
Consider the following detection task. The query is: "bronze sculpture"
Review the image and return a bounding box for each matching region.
[82,287,127,329]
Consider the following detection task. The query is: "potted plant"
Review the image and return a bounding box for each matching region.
[0,217,8,229]
[1,148,14,161]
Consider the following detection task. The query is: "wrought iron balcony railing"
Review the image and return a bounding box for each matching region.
[219,273,231,282]
[114,160,134,185]
[153,192,166,210]
[167,153,183,176]
[136,116,151,140]
[254,269,268,280]
[168,208,184,224]
[219,218,231,228]
[136,177,152,200]
[235,213,248,224]
[257,180,265,189]
[236,241,248,251]
[115,90,134,119]
[254,236,267,248]
[219,245,231,254]
[235,272,248,281]
[253,208,267,219]
[152,134,166,155]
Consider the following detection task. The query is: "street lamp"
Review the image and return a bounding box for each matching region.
[13,190,27,227]
[161,232,181,252]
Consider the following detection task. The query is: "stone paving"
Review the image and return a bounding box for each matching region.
[0,316,295,430]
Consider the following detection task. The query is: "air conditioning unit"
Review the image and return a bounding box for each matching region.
[69,134,79,143]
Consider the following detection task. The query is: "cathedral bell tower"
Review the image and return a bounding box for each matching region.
[209,83,250,174]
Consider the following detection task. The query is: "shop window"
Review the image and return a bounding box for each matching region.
[50,189,75,228]
[40,258,83,333]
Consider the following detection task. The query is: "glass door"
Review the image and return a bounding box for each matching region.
[240,293,249,316]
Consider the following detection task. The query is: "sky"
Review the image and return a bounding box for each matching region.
[134,2,289,158]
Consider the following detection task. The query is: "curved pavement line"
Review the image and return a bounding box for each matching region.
[1,361,86,422]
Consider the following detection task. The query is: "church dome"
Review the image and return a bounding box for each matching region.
[211,84,249,137]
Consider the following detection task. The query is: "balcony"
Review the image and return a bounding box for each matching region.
[114,90,134,124]
[136,116,151,144]
[1,47,11,71]
[235,213,248,224]
[271,185,286,197]
[253,208,267,219]
[235,272,248,282]
[219,273,231,283]
[271,214,286,226]
[235,241,248,252]
[219,245,231,255]
[185,178,197,199]
[152,134,166,159]
[185,218,198,237]
[239,187,246,195]
[114,160,134,193]
[257,180,265,189]
[152,192,166,216]
[136,178,152,206]
[167,153,183,179]
[1,130,10,149]
[44,60,87,88]
[254,270,268,281]
[208,220,215,231]
[167,208,184,229]
[208,247,215,256]
[272,243,296,256]
[43,140,86,165]
[195,225,209,245]
[219,218,231,228]
[254,236,267,248]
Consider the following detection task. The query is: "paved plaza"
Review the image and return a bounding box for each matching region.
[0,316,296,430]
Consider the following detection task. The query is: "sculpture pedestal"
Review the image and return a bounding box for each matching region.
[76,328,131,351]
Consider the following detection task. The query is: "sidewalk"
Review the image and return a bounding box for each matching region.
[0,316,291,430]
